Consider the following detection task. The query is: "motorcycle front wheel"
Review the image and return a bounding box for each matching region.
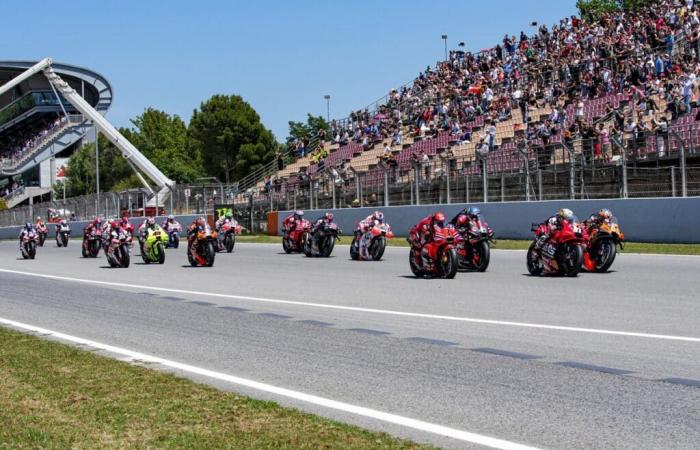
[592,239,616,273]
[225,234,234,253]
[156,241,165,264]
[370,237,386,261]
[471,240,490,272]
[62,234,69,247]
[119,245,130,268]
[205,241,216,266]
[438,247,458,279]
[557,243,583,277]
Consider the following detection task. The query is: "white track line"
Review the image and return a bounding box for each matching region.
[1,268,698,343]
[0,317,539,450]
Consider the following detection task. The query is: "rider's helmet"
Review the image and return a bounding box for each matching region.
[59,219,67,226]
[466,206,481,218]
[95,215,103,226]
[225,211,233,220]
[25,222,33,230]
[456,214,469,227]
[293,210,304,220]
[324,212,335,222]
[121,215,130,225]
[167,214,175,221]
[146,217,156,228]
[432,212,447,228]
[374,211,384,223]
[36,216,42,222]
[109,219,120,229]
[597,208,612,221]
[557,208,575,222]
[196,217,206,227]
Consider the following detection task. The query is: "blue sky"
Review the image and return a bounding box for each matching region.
[5,0,576,141]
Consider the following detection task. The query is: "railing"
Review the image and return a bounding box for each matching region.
[0,91,74,128]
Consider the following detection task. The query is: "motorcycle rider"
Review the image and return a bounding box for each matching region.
[55,218,70,233]
[534,208,577,249]
[161,214,180,232]
[282,210,305,232]
[450,206,481,230]
[120,215,135,236]
[585,208,613,228]
[215,211,236,232]
[355,211,385,260]
[35,216,46,229]
[103,219,124,257]
[409,212,448,261]
[187,217,208,254]
[19,222,36,248]
[312,212,335,232]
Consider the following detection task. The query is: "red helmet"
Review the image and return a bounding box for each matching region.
[433,212,446,227]
[121,215,129,223]
[109,219,120,228]
[456,214,469,226]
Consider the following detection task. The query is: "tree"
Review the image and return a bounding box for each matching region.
[577,0,653,21]
[188,95,278,183]
[286,113,330,145]
[125,108,205,183]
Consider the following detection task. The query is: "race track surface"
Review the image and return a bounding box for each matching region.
[0,240,698,449]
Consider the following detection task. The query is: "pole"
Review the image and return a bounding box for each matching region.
[95,126,100,215]
[441,34,448,61]
[500,173,505,202]
[482,159,488,203]
[383,169,389,207]
[332,177,337,209]
[465,174,470,203]
[569,151,575,200]
[324,95,331,123]
[537,169,543,201]
[414,166,420,205]
[671,166,677,197]
[445,159,451,204]
[524,158,530,201]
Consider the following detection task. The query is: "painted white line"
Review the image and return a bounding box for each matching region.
[0,317,539,450]
[1,268,698,343]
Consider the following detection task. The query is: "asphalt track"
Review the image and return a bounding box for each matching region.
[0,240,698,449]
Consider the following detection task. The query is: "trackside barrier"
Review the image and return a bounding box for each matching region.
[277,197,700,243]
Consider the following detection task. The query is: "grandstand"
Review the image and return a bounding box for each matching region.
[0,61,112,208]
[238,0,700,208]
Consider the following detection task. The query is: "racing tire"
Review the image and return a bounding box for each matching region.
[204,241,216,267]
[350,236,360,260]
[187,248,197,266]
[471,241,490,272]
[156,242,165,264]
[225,234,234,253]
[526,241,544,276]
[370,237,386,261]
[592,239,616,273]
[408,249,424,278]
[438,247,458,279]
[557,243,583,277]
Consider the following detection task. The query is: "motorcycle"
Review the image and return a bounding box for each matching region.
[454,217,494,272]
[350,222,394,261]
[82,228,102,258]
[187,224,217,267]
[303,222,341,257]
[141,226,166,264]
[282,219,312,253]
[583,218,625,273]
[36,223,48,247]
[55,224,71,248]
[104,229,131,268]
[165,222,182,249]
[408,224,459,279]
[217,220,241,253]
[527,219,586,277]
[20,230,38,259]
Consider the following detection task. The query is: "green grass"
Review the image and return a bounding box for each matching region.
[0,326,433,450]
[238,234,700,255]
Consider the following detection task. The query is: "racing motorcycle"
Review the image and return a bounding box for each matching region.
[454,217,494,272]
[141,226,166,264]
[304,221,341,257]
[527,219,586,277]
[282,219,312,253]
[55,223,71,248]
[82,228,102,258]
[583,217,625,273]
[187,224,217,267]
[350,222,394,261]
[165,222,182,249]
[217,220,241,253]
[408,224,459,279]
[36,223,48,247]
[20,229,38,259]
[104,228,131,268]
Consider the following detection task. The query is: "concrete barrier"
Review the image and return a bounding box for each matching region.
[277,197,700,243]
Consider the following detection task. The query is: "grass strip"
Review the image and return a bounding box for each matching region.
[0,326,433,449]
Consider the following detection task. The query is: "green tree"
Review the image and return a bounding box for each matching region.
[577,0,653,21]
[286,113,329,145]
[126,108,204,183]
[188,95,278,183]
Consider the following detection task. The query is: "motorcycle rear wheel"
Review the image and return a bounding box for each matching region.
[526,241,544,276]
[409,250,424,278]
[350,236,359,260]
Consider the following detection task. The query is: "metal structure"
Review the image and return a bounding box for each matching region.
[0,58,175,205]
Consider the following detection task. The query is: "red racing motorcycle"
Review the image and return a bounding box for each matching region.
[527,219,586,277]
[454,217,494,272]
[408,224,459,279]
[282,219,311,253]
